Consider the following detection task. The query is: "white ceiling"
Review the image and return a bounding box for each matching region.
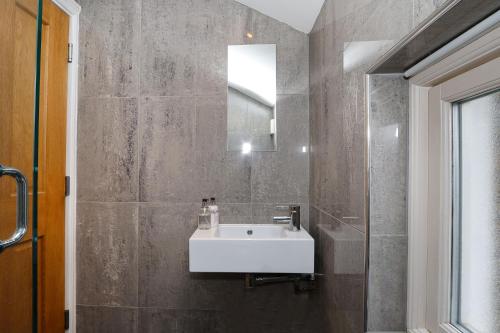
[234,0,325,34]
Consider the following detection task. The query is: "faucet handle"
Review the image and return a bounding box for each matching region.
[290,205,301,231]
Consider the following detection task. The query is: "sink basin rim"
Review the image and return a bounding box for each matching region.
[189,223,315,274]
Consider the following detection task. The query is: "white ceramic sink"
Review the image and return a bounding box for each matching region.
[189,224,314,274]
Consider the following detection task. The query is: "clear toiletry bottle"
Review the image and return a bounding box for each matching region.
[198,199,211,230]
[208,197,219,228]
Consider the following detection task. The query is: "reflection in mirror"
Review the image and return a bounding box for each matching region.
[227,44,277,152]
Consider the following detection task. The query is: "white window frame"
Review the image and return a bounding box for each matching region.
[407,25,500,333]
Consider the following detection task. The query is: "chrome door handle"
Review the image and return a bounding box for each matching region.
[0,165,28,251]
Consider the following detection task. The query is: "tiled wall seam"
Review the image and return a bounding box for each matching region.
[311,204,365,234]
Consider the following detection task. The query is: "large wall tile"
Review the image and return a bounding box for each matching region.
[308,89,324,208]
[138,203,230,309]
[277,30,309,95]
[367,235,407,331]
[219,281,326,333]
[77,203,138,306]
[79,0,140,97]
[139,96,197,202]
[195,33,228,96]
[349,0,413,42]
[195,96,252,203]
[218,203,252,224]
[277,94,310,152]
[195,95,227,152]
[77,305,138,333]
[140,0,198,97]
[180,311,225,333]
[139,308,224,333]
[196,150,252,203]
[141,0,193,35]
[367,74,409,331]
[140,32,196,97]
[77,97,138,202]
[245,9,282,44]
[138,203,194,308]
[369,75,408,236]
[251,150,308,203]
[138,308,176,333]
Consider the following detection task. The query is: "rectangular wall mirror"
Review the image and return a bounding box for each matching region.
[227,44,277,152]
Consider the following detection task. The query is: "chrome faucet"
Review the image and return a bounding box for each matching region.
[272,205,301,231]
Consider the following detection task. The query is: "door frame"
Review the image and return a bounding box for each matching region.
[50,0,80,332]
[407,25,500,333]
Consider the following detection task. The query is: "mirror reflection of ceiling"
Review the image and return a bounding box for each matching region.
[234,0,325,33]
[228,44,276,107]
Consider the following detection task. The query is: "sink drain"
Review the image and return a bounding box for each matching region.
[247,229,253,236]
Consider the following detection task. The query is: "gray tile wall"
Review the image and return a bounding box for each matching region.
[367,75,409,331]
[76,0,311,332]
[308,0,445,332]
[76,0,447,331]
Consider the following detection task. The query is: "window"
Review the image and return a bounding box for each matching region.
[451,89,500,333]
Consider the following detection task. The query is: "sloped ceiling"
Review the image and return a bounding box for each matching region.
[234,0,325,33]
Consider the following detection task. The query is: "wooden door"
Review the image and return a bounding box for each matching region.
[0,0,69,332]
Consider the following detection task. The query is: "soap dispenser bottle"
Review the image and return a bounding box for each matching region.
[198,198,211,230]
[208,197,219,228]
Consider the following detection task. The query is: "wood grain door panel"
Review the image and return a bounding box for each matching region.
[0,0,68,332]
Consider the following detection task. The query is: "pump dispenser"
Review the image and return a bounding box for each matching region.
[198,199,210,230]
[208,197,219,228]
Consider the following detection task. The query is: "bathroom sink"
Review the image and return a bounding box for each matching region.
[189,224,314,274]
